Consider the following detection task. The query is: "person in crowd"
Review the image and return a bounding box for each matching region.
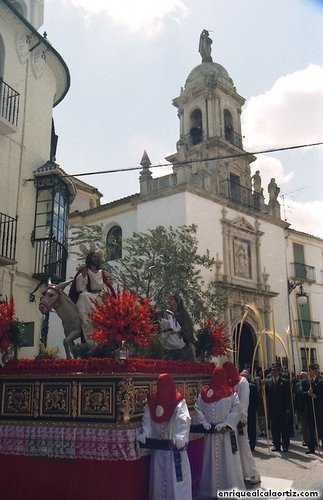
[303,363,323,454]
[167,294,196,362]
[294,371,309,447]
[241,370,258,451]
[254,376,267,437]
[137,373,192,500]
[265,364,291,452]
[223,361,261,485]
[68,252,115,339]
[194,366,245,497]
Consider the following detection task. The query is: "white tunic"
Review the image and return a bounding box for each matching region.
[194,392,245,497]
[140,399,192,500]
[234,377,259,480]
[75,269,106,338]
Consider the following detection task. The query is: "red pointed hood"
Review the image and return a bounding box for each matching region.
[223,361,241,387]
[201,367,234,403]
[148,373,184,423]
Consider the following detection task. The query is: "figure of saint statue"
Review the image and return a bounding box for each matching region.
[252,170,262,193]
[199,29,213,63]
[268,178,280,204]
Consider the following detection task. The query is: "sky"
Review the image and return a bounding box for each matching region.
[43,0,323,238]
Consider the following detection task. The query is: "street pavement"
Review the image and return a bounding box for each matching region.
[249,435,323,497]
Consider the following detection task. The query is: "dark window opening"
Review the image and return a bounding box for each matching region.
[189,109,203,145]
[107,226,122,261]
[22,322,34,347]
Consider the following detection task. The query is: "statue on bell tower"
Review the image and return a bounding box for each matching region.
[198,29,213,63]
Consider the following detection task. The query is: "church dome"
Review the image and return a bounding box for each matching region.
[185,62,234,91]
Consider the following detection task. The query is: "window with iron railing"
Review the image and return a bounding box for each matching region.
[32,175,70,283]
[224,127,243,149]
[219,179,257,210]
[0,212,17,264]
[290,262,316,283]
[0,78,20,128]
[295,319,321,339]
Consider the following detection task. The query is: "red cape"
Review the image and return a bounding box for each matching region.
[68,269,116,304]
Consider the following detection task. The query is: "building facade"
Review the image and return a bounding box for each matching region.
[59,36,323,373]
[0,0,72,357]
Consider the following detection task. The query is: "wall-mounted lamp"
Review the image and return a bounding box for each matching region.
[29,281,43,303]
[288,280,308,305]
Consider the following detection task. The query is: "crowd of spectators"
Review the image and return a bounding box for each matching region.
[242,362,323,455]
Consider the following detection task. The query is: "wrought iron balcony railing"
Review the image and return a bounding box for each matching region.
[294,320,321,339]
[224,127,243,149]
[0,78,20,129]
[219,180,260,210]
[290,262,316,283]
[32,238,67,283]
[0,212,17,264]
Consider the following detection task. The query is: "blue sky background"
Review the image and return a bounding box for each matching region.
[43,0,323,237]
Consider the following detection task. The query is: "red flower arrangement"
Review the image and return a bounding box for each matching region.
[0,298,24,354]
[0,298,14,352]
[90,289,158,348]
[196,319,231,359]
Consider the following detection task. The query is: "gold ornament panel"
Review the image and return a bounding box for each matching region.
[0,374,210,425]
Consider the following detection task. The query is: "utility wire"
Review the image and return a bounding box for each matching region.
[25,141,323,181]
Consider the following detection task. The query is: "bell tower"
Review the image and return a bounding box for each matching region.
[165,30,280,216]
[169,30,247,165]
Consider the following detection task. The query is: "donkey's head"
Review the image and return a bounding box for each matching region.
[38,279,73,314]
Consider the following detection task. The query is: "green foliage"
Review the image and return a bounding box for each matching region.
[69,223,229,325]
[69,224,106,261]
[8,319,25,351]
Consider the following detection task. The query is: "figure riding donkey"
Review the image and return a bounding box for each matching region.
[39,245,115,358]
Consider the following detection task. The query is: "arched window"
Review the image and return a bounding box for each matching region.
[189,109,203,145]
[224,109,234,142]
[107,226,122,261]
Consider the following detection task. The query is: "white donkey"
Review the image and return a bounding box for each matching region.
[39,279,83,359]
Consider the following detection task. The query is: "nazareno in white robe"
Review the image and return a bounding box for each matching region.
[140,399,192,500]
[234,376,259,480]
[194,392,245,498]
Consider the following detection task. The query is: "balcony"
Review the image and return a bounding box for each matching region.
[290,262,316,283]
[0,212,17,265]
[295,320,321,339]
[224,127,243,149]
[32,238,67,283]
[219,180,260,210]
[0,78,20,134]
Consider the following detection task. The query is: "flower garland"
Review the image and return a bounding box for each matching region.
[0,357,214,376]
[90,289,157,347]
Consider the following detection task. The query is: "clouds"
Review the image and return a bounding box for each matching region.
[242,64,323,150]
[284,199,323,239]
[61,0,189,37]
[242,64,323,238]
